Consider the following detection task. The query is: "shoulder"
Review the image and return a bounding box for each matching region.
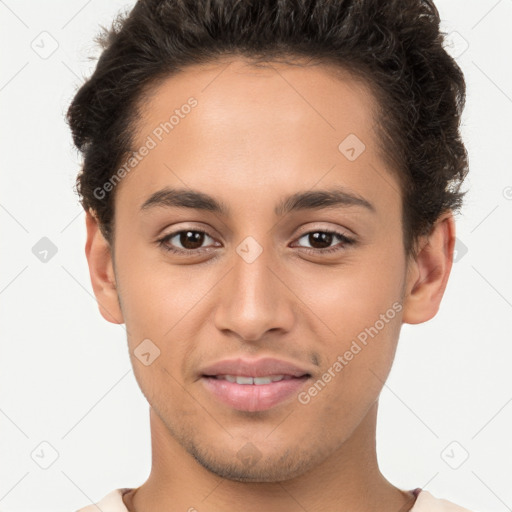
[75,488,132,512]
[412,490,476,512]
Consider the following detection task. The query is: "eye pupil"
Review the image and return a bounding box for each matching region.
[309,232,333,249]
[180,231,204,249]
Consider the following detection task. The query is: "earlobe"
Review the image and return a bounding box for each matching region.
[85,210,124,324]
[401,212,456,325]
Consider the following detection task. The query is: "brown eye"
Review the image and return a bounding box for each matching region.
[176,230,206,250]
[158,229,217,254]
[305,232,334,249]
[294,230,355,254]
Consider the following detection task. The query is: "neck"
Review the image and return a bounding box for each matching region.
[125,401,416,512]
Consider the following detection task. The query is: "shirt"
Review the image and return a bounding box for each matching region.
[75,487,475,511]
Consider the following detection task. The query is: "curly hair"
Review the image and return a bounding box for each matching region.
[66,0,469,257]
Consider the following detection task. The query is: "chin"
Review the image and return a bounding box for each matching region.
[188,442,316,483]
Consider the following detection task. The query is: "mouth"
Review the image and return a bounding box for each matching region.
[198,356,314,412]
[200,374,311,412]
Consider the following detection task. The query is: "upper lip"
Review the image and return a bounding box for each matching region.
[200,357,312,378]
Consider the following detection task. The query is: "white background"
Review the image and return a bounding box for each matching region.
[0,1,511,511]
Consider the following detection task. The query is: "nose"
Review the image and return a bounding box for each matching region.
[213,238,295,342]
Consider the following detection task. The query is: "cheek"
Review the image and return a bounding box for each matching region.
[115,252,217,390]
[289,251,404,335]
[115,245,206,336]
[295,299,403,438]
[291,245,405,389]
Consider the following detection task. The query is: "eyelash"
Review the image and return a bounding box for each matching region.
[157,228,355,256]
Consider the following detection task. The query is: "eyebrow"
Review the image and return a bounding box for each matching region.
[140,186,376,216]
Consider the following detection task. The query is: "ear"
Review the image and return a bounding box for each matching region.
[84,209,124,324]
[401,211,456,324]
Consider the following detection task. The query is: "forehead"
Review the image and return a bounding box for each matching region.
[134,57,379,150]
[116,57,400,220]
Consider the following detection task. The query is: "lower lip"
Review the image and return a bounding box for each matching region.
[201,376,310,412]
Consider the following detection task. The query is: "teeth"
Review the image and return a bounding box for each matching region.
[253,377,276,385]
[235,375,253,384]
[217,375,292,385]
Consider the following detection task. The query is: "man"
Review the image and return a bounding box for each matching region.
[68,0,473,510]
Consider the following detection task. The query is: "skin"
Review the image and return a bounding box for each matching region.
[85,57,456,512]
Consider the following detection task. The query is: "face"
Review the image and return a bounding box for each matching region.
[87,57,449,483]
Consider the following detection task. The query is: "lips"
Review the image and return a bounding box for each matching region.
[199,357,312,411]
[200,357,312,379]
